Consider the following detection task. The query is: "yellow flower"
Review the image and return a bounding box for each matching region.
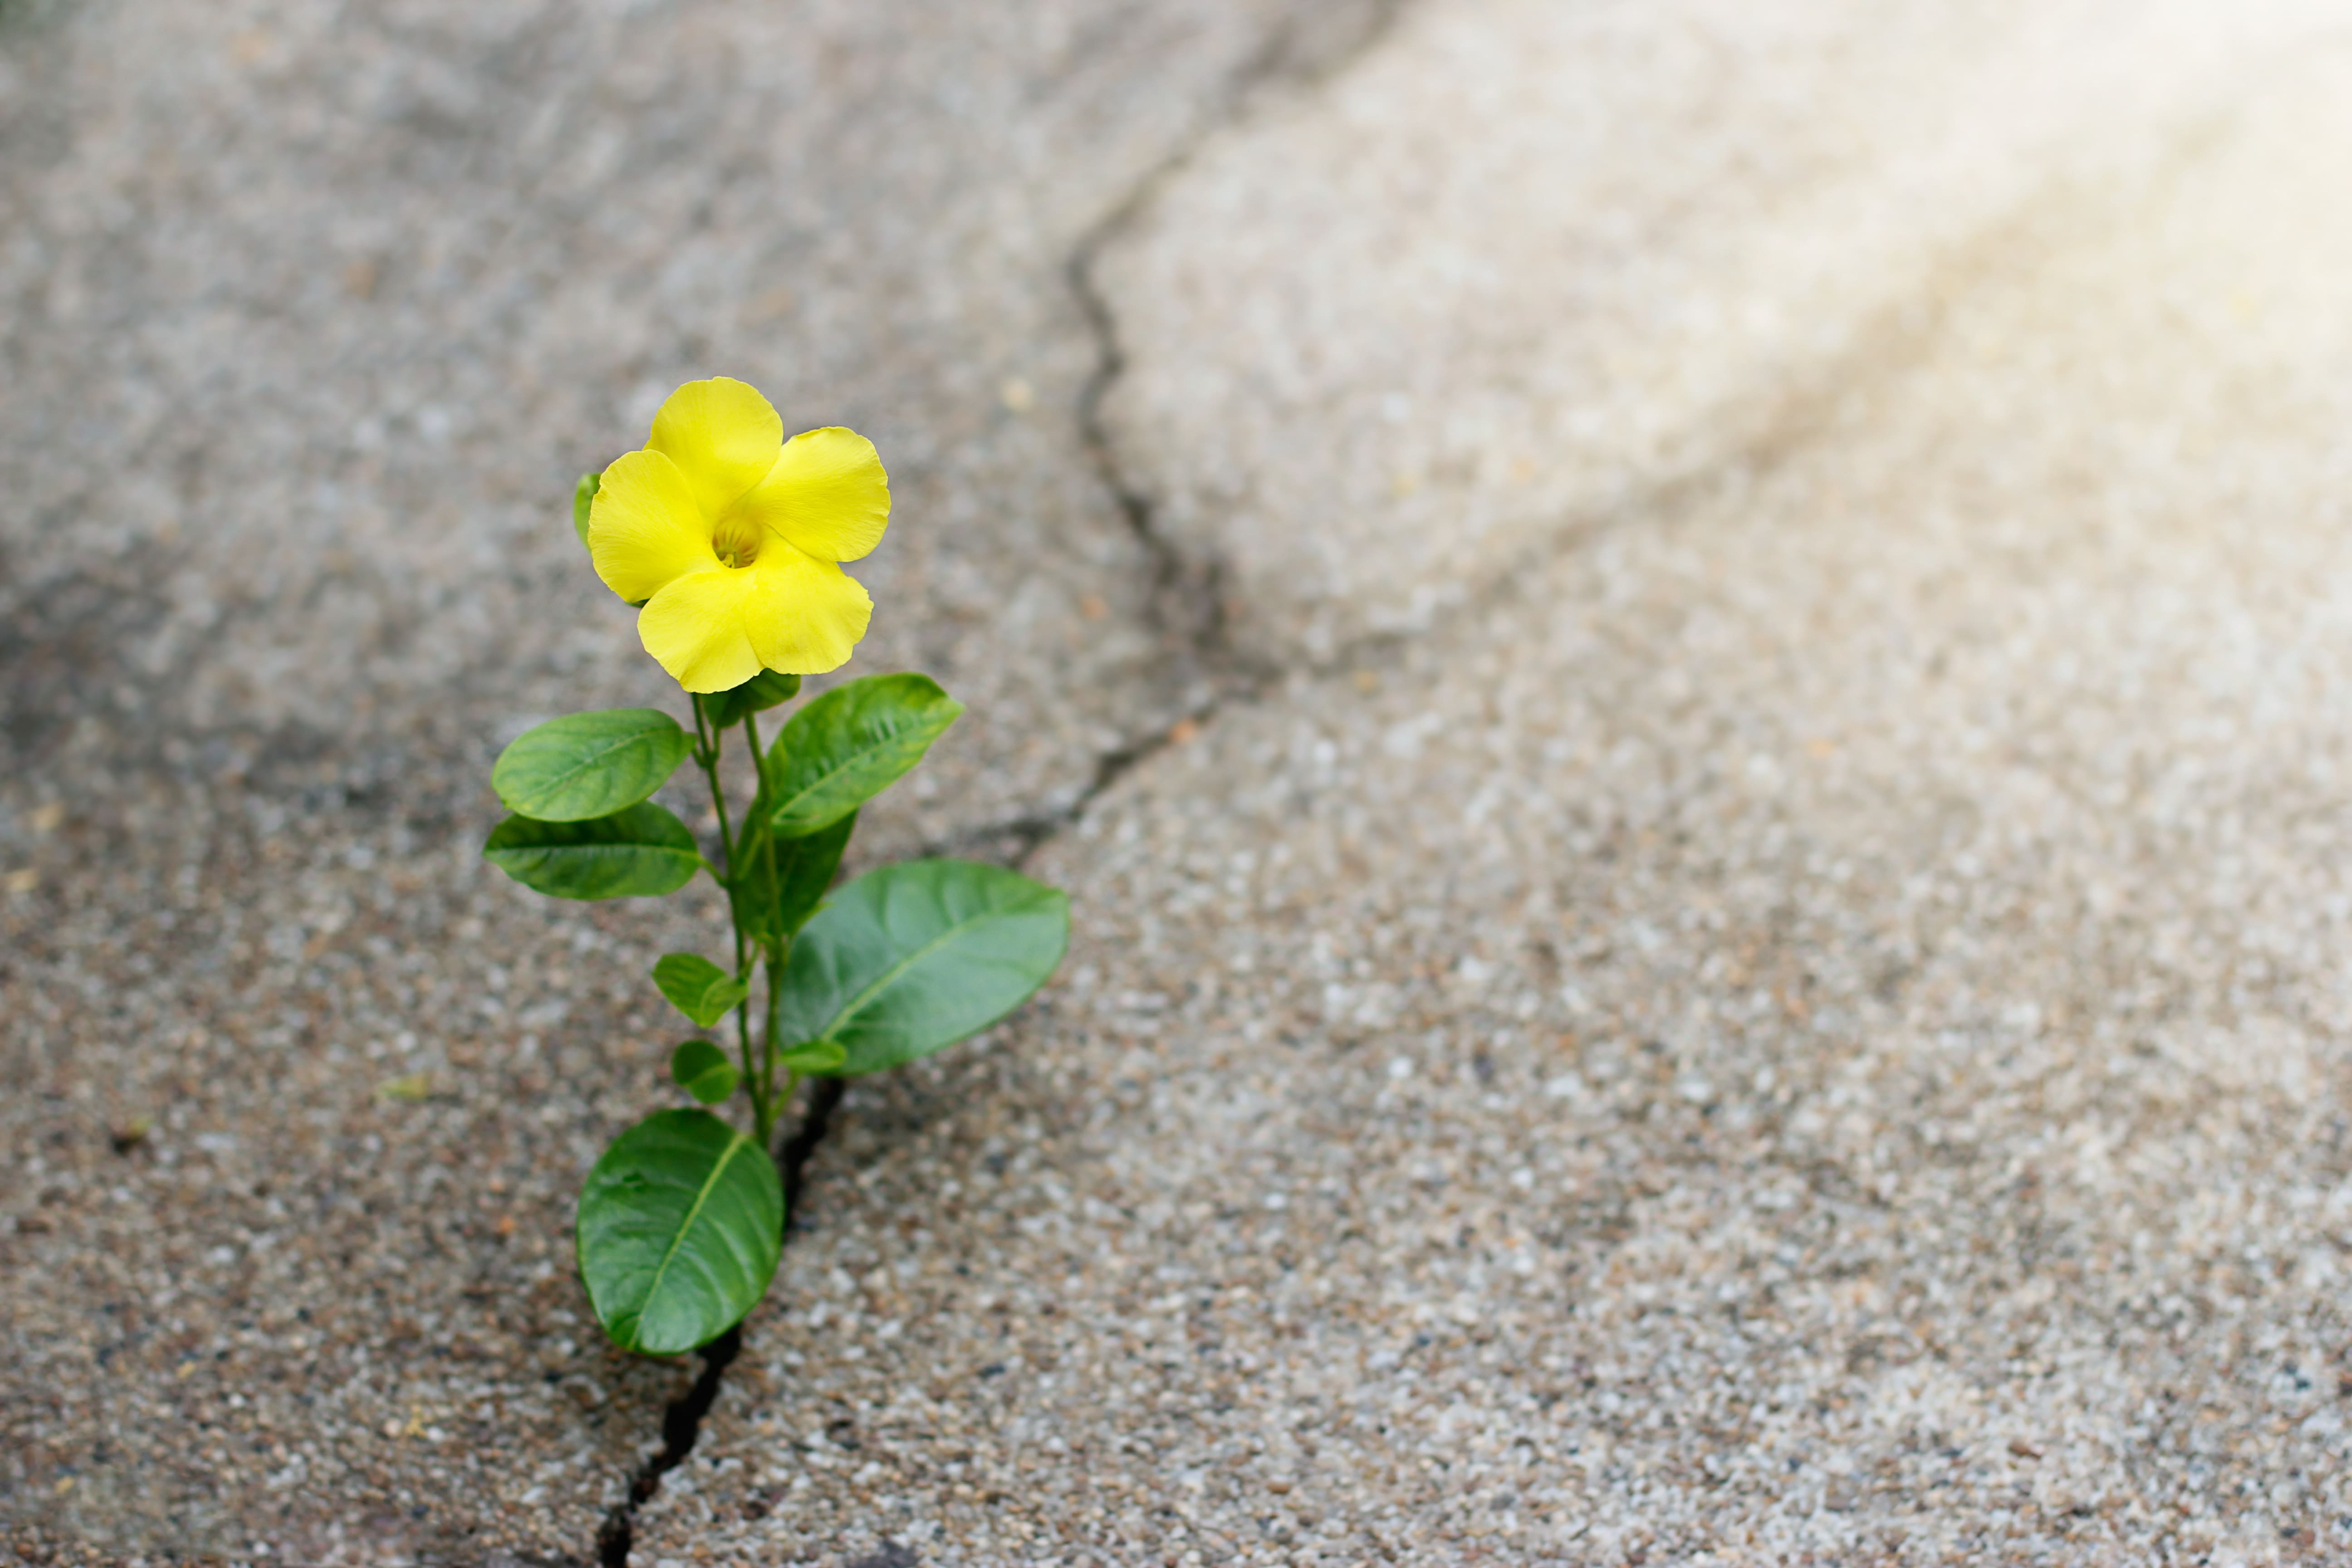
[588,377,889,693]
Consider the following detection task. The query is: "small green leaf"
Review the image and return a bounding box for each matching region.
[729,808,856,944]
[652,953,750,1027]
[577,1109,782,1355]
[493,708,692,823]
[573,471,600,548]
[766,674,963,838]
[774,858,1069,1076]
[697,670,801,731]
[776,1039,847,1076]
[483,802,700,901]
[669,1040,740,1104]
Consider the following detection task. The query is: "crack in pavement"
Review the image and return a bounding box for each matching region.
[576,13,2346,1564]
[584,6,1411,1560]
[920,0,1416,872]
[592,1078,845,1568]
[1069,0,1410,695]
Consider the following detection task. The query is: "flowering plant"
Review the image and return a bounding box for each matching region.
[485,378,1068,1354]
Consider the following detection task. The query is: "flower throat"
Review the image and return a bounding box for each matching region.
[711,514,763,569]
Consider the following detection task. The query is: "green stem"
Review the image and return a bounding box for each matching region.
[744,710,781,943]
[742,707,790,1141]
[735,986,764,1138]
[742,707,769,799]
[757,951,784,1145]
[691,700,767,1137]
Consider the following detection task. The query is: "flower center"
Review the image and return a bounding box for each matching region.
[710,514,763,569]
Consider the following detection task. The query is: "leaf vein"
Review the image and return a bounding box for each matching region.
[822,892,1050,1042]
[632,1128,757,1347]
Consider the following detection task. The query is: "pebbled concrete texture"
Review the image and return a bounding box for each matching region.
[0,0,1374,1558]
[634,6,2352,1567]
[13,0,2352,1564]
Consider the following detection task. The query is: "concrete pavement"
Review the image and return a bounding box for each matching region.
[10,0,2352,1563]
[0,0,1368,1558]
[637,2,2352,1563]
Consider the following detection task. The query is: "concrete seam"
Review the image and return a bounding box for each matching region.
[588,1078,844,1567]
[953,0,1415,871]
[592,24,2286,1565]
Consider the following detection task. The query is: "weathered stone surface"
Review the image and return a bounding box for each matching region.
[636,15,2352,1564]
[1098,0,2342,667]
[17,0,2352,1558]
[0,0,1360,1557]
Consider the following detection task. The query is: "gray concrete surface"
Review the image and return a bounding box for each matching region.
[1098,0,2345,670]
[0,0,1377,1558]
[11,0,2352,1563]
[632,5,2352,1565]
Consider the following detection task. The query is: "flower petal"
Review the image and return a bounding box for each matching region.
[589,449,717,603]
[743,541,874,674]
[649,377,785,519]
[636,571,765,694]
[735,426,890,564]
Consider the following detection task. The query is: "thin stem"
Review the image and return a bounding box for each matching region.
[735,991,764,1137]
[743,708,780,950]
[696,720,740,926]
[742,707,769,801]
[756,939,806,1147]
[744,707,783,952]
[742,706,789,1140]
[692,699,767,1137]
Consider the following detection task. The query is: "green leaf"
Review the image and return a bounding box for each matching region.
[696,670,801,731]
[573,471,600,548]
[729,808,856,944]
[577,1109,782,1355]
[669,1040,740,1104]
[493,708,692,823]
[773,809,857,935]
[652,953,750,1028]
[774,858,1069,1077]
[483,801,701,901]
[766,674,962,838]
[726,817,780,944]
[776,1039,847,1076]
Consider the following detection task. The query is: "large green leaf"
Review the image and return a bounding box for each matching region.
[483,802,701,900]
[652,953,749,1027]
[576,1109,781,1355]
[697,670,801,731]
[765,674,962,838]
[774,858,1068,1077]
[729,808,857,944]
[492,708,692,822]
